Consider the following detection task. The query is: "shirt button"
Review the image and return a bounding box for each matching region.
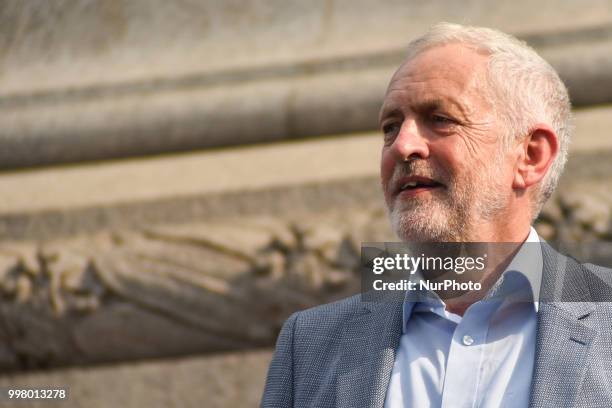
[462,335,474,346]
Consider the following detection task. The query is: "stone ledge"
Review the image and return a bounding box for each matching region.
[1,0,612,168]
[0,106,611,240]
[2,47,611,169]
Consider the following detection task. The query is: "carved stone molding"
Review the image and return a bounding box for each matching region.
[1,183,611,371]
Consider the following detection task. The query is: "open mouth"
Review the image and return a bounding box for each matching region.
[396,177,444,197]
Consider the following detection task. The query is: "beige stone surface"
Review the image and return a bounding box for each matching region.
[1,1,611,168]
[571,105,612,151]
[0,133,380,215]
[0,105,608,212]
[0,106,610,239]
[0,132,382,240]
[2,47,611,169]
[0,349,273,408]
[3,0,610,95]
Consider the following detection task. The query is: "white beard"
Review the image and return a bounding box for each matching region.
[387,154,509,242]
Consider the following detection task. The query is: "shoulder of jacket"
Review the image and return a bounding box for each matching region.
[292,294,365,326]
[583,263,612,275]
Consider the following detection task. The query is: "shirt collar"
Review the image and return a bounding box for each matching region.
[402,227,543,333]
[487,226,542,312]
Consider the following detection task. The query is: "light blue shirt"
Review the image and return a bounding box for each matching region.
[384,228,542,408]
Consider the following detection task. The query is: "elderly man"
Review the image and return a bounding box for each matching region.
[261,23,612,408]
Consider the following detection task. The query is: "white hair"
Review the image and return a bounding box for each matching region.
[404,22,572,220]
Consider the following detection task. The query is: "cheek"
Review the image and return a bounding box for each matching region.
[456,131,499,167]
[428,141,461,177]
[380,148,396,203]
[380,148,395,186]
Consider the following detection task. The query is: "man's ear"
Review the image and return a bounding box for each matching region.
[512,124,559,190]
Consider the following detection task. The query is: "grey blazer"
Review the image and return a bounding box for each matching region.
[261,242,612,407]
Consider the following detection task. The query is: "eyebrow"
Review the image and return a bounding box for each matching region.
[378,107,402,124]
[379,97,467,124]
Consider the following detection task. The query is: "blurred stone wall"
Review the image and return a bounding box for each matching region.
[1,0,612,168]
[0,1,611,407]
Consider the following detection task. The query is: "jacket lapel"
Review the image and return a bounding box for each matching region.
[529,243,597,408]
[336,299,403,408]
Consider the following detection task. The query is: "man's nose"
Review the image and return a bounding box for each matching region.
[390,119,429,162]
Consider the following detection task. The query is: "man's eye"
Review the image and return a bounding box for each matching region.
[382,123,400,144]
[382,123,400,136]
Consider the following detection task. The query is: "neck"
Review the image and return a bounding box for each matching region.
[435,224,532,316]
[463,217,531,243]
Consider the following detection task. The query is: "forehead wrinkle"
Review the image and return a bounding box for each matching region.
[382,54,489,123]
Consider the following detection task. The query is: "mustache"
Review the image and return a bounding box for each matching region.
[390,160,448,185]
